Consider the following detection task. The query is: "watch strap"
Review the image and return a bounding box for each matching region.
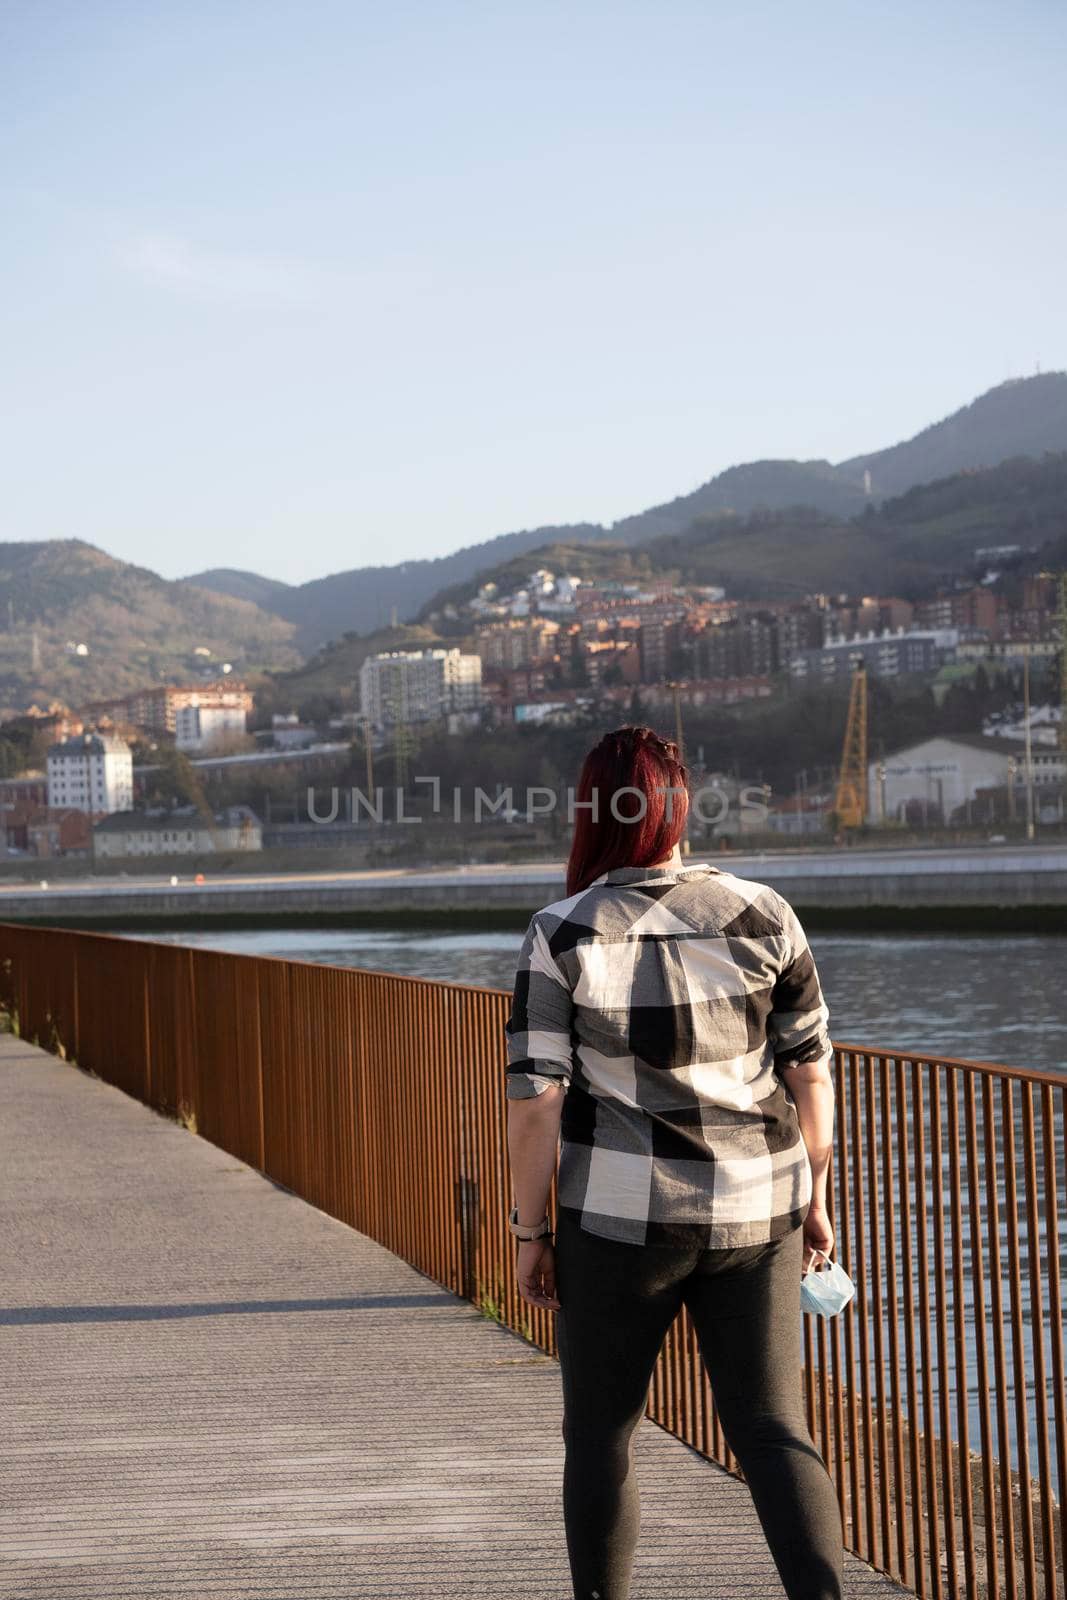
[508,1206,551,1241]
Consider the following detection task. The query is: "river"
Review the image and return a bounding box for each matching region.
[132,925,1067,1074]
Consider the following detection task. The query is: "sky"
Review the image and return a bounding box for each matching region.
[2,0,1065,587]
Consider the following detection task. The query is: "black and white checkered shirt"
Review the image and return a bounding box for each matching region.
[505,861,832,1249]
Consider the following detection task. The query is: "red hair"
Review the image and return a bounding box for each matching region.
[565,725,689,897]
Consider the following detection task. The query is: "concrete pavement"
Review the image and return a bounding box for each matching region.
[0,1033,908,1598]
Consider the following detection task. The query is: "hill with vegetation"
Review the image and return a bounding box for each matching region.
[415,453,1067,617]
[0,540,300,715]
[254,623,446,722]
[186,524,603,656]
[5,382,1065,717]
[185,373,1067,643]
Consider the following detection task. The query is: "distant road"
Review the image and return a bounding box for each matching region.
[0,843,1065,924]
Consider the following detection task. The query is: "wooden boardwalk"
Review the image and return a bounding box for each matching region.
[0,1034,909,1598]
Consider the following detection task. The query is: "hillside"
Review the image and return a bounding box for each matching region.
[186,523,603,656]
[5,379,1064,716]
[842,372,1067,496]
[419,453,1067,614]
[255,623,446,717]
[184,373,1067,644]
[612,374,1067,541]
[0,540,300,714]
[645,452,1067,598]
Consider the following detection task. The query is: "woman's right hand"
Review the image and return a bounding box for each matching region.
[802,1202,835,1272]
[516,1238,561,1312]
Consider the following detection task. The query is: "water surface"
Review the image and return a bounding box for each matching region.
[134,926,1066,1074]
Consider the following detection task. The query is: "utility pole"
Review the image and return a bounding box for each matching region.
[664,680,689,854]
[1023,651,1035,841]
[361,716,374,795]
[1057,571,1067,756]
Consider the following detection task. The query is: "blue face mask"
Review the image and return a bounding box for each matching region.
[800,1249,856,1318]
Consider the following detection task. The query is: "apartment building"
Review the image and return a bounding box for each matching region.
[175,700,249,752]
[790,628,955,682]
[46,732,133,816]
[119,683,254,736]
[359,648,483,727]
[475,619,560,671]
[580,638,641,687]
[683,613,780,679]
[915,587,999,632]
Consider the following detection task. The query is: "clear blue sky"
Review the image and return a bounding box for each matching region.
[3,0,1064,586]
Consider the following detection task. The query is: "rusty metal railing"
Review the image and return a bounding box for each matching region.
[0,921,1062,1598]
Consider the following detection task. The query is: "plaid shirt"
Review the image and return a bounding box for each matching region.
[505,861,832,1249]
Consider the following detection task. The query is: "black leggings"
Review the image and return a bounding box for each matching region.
[554,1209,844,1600]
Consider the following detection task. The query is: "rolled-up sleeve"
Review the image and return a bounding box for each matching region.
[504,914,575,1099]
[768,894,832,1071]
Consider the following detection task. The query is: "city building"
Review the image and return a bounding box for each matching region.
[116,683,254,737]
[131,742,351,803]
[774,605,826,663]
[764,793,832,838]
[916,587,999,632]
[93,805,263,859]
[827,597,916,637]
[0,773,49,809]
[265,714,319,750]
[956,638,1059,665]
[46,732,133,816]
[580,638,641,687]
[0,801,90,858]
[790,628,955,682]
[475,619,560,671]
[359,648,483,727]
[683,614,779,679]
[538,573,583,612]
[640,676,773,710]
[175,700,248,752]
[638,616,682,683]
[865,734,1066,824]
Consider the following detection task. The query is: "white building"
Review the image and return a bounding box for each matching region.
[982,704,1062,747]
[539,573,584,614]
[359,648,483,727]
[175,700,248,752]
[93,805,262,858]
[868,734,1066,824]
[46,732,133,817]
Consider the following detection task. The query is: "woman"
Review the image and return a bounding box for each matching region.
[504,725,843,1600]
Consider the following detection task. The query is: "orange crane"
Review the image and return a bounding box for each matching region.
[834,662,868,829]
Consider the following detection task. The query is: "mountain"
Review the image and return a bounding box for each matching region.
[417,453,1067,617]
[185,523,604,656]
[184,374,1067,646]
[841,372,1067,496]
[182,567,293,612]
[609,373,1067,541]
[3,375,1062,715]
[0,540,300,714]
[609,461,867,542]
[643,452,1067,600]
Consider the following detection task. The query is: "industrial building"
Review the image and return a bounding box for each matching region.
[867,734,1066,824]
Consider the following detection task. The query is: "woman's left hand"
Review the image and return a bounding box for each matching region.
[516,1238,560,1311]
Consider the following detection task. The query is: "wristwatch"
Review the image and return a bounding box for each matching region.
[508,1206,552,1241]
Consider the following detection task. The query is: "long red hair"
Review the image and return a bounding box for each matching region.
[565,724,689,897]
